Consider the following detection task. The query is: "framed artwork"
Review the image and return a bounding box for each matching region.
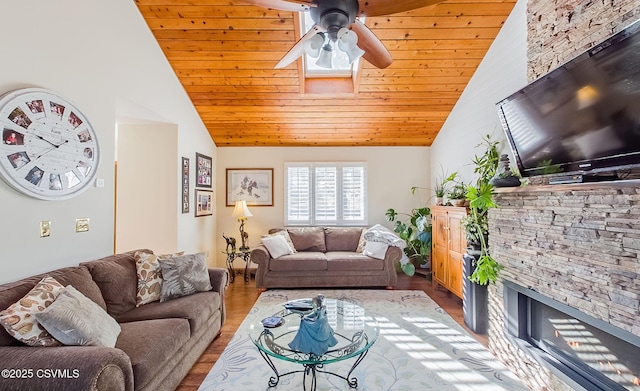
[181,157,189,214]
[226,168,273,206]
[195,189,213,217]
[195,152,212,188]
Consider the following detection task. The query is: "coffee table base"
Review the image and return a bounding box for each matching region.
[257,348,369,391]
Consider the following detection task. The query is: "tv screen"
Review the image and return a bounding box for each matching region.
[496,19,640,178]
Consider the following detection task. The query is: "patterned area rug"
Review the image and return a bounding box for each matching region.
[198,289,528,391]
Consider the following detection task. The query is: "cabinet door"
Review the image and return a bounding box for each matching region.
[447,211,466,299]
[432,210,448,285]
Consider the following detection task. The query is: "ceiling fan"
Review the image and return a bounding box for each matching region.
[241,0,443,69]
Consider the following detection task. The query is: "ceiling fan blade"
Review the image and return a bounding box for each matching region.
[275,25,325,69]
[350,20,392,69]
[358,0,444,17]
[239,0,315,12]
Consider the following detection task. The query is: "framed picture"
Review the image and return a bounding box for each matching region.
[195,152,212,188]
[181,157,190,214]
[226,168,273,206]
[195,189,213,217]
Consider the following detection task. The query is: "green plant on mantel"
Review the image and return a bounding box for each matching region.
[385,187,432,276]
[461,134,504,285]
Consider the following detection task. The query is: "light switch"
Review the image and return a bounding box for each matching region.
[40,221,51,237]
[76,218,90,232]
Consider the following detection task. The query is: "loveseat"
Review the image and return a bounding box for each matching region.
[0,250,227,391]
[251,227,402,290]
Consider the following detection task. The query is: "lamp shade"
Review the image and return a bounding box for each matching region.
[232,200,253,220]
[315,43,333,68]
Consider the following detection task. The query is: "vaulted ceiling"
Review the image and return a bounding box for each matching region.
[135,0,516,147]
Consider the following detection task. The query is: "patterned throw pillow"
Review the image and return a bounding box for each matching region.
[133,251,183,307]
[356,230,367,253]
[35,285,121,348]
[0,276,64,346]
[157,252,212,302]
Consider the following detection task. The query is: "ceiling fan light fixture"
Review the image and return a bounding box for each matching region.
[304,32,325,58]
[315,43,333,68]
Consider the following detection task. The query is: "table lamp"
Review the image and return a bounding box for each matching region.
[232,200,253,251]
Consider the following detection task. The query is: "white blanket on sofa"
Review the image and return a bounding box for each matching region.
[363,224,409,263]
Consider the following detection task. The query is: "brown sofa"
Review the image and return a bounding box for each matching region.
[251,227,402,290]
[0,250,227,391]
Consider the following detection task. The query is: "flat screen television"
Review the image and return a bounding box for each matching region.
[496,19,640,182]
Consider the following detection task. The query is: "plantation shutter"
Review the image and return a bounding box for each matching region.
[285,163,311,225]
[314,165,337,223]
[342,165,366,224]
[285,162,367,226]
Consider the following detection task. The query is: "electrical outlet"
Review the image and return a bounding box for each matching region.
[40,221,51,237]
[76,218,90,232]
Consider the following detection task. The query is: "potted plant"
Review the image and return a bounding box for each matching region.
[386,187,432,276]
[434,170,457,206]
[447,181,467,207]
[460,134,504,333]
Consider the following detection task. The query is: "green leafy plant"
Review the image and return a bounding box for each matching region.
[434,170,457,198]
[448,182,467,200]
[385,197,432,276]
[461,134,504,285]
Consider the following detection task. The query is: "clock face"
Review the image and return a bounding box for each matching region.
[0,88,100,200]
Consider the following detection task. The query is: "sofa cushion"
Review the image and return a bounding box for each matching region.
[133,251,184,307]
[115,290,220,335]
[81,250,152,317]
[35,285,121,348]
[116,318,190,390]
[157,252,212,302]
[261,234,294,259]
[326,252,385,271]
[286,227,326,252]
[0,265,106,347]
[324,227,363,252]
[0,276,64,347]
[269,252,328,271]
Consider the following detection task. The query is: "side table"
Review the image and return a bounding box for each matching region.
[223,248,251,283]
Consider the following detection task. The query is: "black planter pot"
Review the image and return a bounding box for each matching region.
[463,251,488,334]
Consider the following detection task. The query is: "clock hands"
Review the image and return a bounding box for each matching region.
[36,134,68,148]
[34,139,69,160]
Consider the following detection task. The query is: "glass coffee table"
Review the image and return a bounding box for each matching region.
[249,298,379,391]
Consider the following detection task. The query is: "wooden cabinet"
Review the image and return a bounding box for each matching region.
[431,205,467,299]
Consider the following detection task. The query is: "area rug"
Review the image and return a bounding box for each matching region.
[198,289,528,391]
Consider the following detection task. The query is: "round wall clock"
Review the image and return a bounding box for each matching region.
[0,88,100,200]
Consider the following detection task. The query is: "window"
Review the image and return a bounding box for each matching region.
[285,162,367,226]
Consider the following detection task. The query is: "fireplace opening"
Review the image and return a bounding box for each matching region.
[504,281,640,391]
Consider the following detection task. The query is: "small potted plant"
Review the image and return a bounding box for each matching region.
[447,182,467,207]
[434,170,456,206]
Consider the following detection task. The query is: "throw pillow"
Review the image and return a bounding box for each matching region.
[356,230,367,253]
[0,276,64,347]
[157,252,212,302]
[133,251,184,307]
[35,285,121,348]
[261,234,294,259]
[270,230,297,253]
[363,241,389,260]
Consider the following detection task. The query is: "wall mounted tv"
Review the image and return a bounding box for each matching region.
[496,19,640,183]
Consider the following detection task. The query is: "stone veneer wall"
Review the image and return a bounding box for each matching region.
[527,0,640,81]
[487,183,640,390]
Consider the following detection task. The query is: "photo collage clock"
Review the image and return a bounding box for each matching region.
[0,88,100,200]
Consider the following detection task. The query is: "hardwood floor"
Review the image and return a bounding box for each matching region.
[175,273,487,391]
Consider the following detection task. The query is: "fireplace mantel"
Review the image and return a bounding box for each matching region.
[493,179,640,194]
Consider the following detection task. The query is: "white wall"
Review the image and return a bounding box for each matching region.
[116,124,178,254]
[215,147,430,266]
[430,0,528,186]
[0,0,216,283]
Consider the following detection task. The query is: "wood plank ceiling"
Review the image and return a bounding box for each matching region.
[135,0,516,146]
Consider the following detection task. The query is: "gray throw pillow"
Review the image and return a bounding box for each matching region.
[34,285,121,348]
[157,252,212,302]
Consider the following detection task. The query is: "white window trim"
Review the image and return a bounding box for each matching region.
[285,162,367,226]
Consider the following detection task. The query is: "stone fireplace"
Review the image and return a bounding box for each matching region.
[487,183,640,390]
